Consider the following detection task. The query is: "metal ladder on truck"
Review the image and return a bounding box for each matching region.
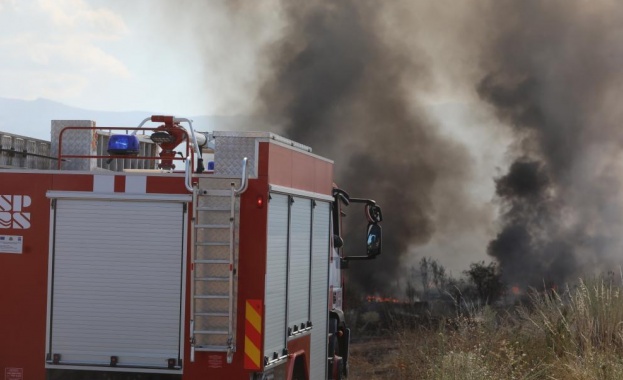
[190,159,248,364]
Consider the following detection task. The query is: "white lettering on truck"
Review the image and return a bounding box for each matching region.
[0,195,32,229]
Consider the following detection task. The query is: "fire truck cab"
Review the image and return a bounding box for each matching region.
[0,116,382,380]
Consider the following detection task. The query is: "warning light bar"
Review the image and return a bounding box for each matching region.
[107,135,140,155]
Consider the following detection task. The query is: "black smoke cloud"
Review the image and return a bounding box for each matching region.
[479,0,623,287]
[255,1,476,293]
[153,0,623,292]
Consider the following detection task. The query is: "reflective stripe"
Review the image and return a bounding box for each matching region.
[244,300,263,370]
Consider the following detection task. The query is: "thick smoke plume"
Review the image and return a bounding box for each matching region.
[479,0,623,287]
[255,1,476,293]
[157,0,623,292]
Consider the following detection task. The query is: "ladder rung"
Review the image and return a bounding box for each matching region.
[195,259,229,264]
[194,295,230,299]
[197,190,232,196]
[194,330,228,335]
[195,312,229,317]
[195,276,229,281]
[195,224,230,229]
[193,190,236,344]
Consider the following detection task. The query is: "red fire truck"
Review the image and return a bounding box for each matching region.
[0,116,382,380]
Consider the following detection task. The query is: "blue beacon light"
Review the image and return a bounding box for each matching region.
[107,135,140,155]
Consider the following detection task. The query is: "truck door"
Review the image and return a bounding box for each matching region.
[45,197,187,372]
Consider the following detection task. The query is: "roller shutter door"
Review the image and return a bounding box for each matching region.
[264,193,289,363]
[47,199,185,370]
[309,201,330,380]
[287,197,311,332]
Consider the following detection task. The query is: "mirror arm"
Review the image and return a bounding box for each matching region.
[333,188,351,205]
[349,197,377,206]
[349,197,383,223]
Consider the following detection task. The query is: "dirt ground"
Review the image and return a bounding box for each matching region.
[348,337,402,379]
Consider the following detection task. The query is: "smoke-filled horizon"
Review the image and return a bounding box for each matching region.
[478,0,623,287]
[254,1,487,294]
[158,0,623,292]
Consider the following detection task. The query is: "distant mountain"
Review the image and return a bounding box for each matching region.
[0,97,263,141]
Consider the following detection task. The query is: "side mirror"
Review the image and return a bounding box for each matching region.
[366,223,382,257]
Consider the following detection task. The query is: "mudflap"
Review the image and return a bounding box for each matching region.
[341,328,351,378]
[328,357,344,380]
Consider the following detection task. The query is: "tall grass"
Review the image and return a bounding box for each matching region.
[349,276,623,379]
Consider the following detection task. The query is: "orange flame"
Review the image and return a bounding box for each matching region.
[366,295,402,303]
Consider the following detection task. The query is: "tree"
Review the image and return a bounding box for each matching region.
[405,279,417,303]
[419,257,430,297]
[465,261,504,305]
[431,260,447,293]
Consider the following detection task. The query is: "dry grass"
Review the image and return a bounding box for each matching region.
[349,277,623,379]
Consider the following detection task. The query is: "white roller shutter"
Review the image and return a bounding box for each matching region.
[288,197,311,332]
[48,199,185,370]
[309,201,330,380]
[264,193,289,362]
